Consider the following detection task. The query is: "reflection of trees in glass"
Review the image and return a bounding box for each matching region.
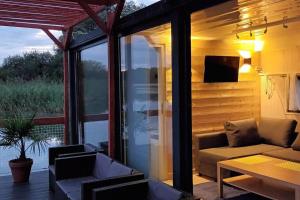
[81,60,108,115]
[72,1,145,39]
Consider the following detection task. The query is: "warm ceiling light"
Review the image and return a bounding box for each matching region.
[254,40,264,52]
[239,64,251,73]
[239,50,251,58]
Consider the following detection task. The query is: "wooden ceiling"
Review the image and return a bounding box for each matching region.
[0,0,122,31]
[191,0,300,39]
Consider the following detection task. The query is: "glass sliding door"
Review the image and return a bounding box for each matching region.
[78,43,108,148]
[121,24,173,182]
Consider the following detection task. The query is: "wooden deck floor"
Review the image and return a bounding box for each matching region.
[0,170,54,200]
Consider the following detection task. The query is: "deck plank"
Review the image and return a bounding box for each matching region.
[0,171,54,200]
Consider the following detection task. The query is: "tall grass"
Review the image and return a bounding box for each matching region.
[0,79,63,118]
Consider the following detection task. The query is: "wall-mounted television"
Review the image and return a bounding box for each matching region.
[204,56,240,83]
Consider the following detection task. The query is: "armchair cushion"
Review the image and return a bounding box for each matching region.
[57,176,97,197]
[92,153,113,179]
[106,161,133,178]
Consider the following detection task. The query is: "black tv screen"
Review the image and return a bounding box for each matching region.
[204,56,240,83]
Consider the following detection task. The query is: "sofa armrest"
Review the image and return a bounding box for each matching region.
[55,154,96,180]
[194,131,228,150]
[48,144,84,165]
[82,173,144,200]
[58,151,97,158]
[92,180,148,200]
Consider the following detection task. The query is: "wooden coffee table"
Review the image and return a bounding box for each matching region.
[217,155,300,200]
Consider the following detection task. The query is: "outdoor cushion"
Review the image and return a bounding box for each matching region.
[258,117,297,147]
[198,144,283,165]
[68,190,80,200]
[292,134,300,151]
[263,148,300,162]
[106,161,133,178]
[56,176,97,194]
[92,153,113,179]
[147,179,183,200]
[224,118,261,147]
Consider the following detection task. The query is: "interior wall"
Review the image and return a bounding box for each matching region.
[191,39,261,169]
[260,23,300,132]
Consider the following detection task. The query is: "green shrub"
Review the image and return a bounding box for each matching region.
[0,79,63,118]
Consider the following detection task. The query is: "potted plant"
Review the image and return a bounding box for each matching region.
[0,114,49,183]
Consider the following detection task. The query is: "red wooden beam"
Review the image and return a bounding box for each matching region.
[0,20,65,30]
[41,0,118,6]
[33,117,65,125]
[63,27,73,49]
[0,9,84,20]
[0,0,84,10]
[77,1,107,33]
[107,0,124,33]
[43,29,64,49]
[0,2,85,14]
[65,5,104,29]
[0,17,68,26]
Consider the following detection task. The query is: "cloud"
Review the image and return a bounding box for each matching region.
[0,27,59,64]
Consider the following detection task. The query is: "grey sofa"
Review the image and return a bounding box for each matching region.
[195,117,299,180]
[54,153,144,200]
[92,179,192,200]
[48,144,101,192]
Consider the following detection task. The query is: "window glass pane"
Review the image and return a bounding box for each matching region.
[121,23,172,182]
[79,43,108,148]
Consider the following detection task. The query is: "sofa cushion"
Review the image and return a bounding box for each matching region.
[106,161,133,178]
[258,118,297,147]
[148,179,183,200]
[224,118,261,147]
[92,153,113,179]
[56,176,97,194]
[263,148,300,162]
[198,144,283,165]
[292,134,300,151]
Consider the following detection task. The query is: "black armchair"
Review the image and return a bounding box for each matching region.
[92,179,192,200]
[48,143,100,192]
[54,153,144,200]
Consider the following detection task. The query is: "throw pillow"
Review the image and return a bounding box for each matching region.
[224,118,261,147]
[292,133,300,151]
[258,118,297,147]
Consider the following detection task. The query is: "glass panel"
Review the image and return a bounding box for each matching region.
[121,23,172,182]
[79,43,108,148]
[121,0,160,17]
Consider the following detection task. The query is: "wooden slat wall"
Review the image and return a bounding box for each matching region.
[190,40,261,169]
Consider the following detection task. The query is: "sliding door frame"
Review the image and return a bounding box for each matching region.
[69,0,231,193]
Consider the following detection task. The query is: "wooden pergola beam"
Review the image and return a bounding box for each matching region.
[0,20,65,30]
[78,1,107,33]
[53,0,118,6]
[42,29,64,49]
[107,0,124,33]
[0,0,84,10]
[0,2,86,13]
[0,17,66,26]
[63,27,73,49]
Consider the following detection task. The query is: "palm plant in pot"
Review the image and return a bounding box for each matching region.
[0,113,49,183]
